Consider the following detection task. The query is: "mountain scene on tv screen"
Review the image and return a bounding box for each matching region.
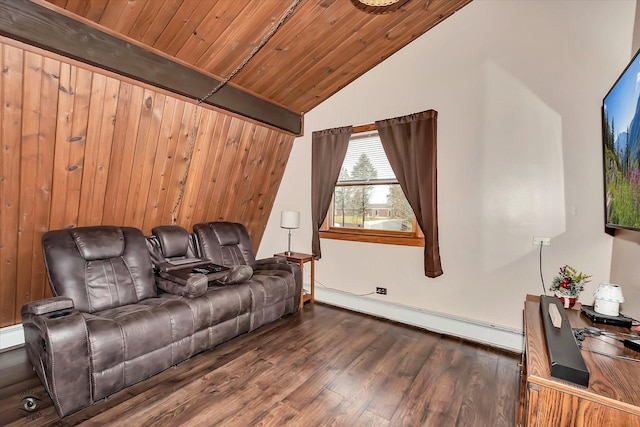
[604,57,640,229]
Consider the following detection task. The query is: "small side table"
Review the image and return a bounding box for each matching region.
[274,252,314,310]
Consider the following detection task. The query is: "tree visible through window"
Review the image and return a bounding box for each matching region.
[324,129,420,241]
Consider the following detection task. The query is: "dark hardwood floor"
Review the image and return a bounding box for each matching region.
[0,304,520,426]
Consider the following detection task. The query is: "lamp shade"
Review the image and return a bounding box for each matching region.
[594,283,624,316]
[280,211,300,229]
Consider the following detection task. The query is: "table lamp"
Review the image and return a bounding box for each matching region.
[594,283,625,317]
[280,211,300,256]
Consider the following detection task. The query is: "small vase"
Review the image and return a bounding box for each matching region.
[555,291,576,309]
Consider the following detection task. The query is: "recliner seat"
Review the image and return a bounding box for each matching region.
[193,222,302,330]
[21,224,301,417]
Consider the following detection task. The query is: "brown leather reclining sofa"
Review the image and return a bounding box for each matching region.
[21,222,301,417]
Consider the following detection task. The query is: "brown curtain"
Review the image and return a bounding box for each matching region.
[311,126,352,259]
[376,110,442,278]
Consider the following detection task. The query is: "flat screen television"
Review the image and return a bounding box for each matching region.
[603,48,640,231]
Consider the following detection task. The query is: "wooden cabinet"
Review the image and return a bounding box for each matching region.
[519,295,640,426]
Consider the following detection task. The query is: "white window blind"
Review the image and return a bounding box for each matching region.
[338,132,397,183]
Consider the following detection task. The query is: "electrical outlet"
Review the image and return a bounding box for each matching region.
[376,287,387,295]
[532,236,551,246]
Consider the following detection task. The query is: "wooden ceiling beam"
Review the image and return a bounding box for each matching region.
[0,0,303,135]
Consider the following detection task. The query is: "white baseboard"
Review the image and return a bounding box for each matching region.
[0,324,24,350]
[311,287,524,353]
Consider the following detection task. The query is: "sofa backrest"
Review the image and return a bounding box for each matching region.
[42,226,157,313]
[147,225,200,267]
[192,222,256,267]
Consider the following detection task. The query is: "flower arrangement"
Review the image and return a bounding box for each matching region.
[549,264,592,298]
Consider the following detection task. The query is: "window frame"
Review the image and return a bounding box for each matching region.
[319,124,424,247]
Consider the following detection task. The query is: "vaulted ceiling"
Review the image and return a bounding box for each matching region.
[41,0,471,117]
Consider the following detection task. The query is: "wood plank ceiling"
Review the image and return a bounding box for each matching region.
[41,0,472,115]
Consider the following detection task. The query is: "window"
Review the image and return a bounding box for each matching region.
[319,127,424,246]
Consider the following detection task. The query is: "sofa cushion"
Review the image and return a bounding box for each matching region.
[86,297,195,399]
[177,283,252,332]
[88,298,194,364]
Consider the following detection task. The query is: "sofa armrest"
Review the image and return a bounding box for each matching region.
[22,296,73,315]
[156,273,208,298]
[21,306,91,417]
[254,261,301,276]
[253,261,303,310]
[255,256,288,266]
[216,265,253,284]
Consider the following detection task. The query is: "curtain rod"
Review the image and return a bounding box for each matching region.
[353,123,377,133]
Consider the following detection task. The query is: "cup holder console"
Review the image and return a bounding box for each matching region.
[48,311,71,319]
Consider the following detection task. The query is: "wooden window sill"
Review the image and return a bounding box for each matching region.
[319,230,424,247]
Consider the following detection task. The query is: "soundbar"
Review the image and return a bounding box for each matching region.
[539,295,590,387]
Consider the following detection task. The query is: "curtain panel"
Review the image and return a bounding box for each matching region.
[376,110,443,278]
[311,126,352,259]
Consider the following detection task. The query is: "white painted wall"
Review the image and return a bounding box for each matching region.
[258,0,635,331]
[608,0,640,321]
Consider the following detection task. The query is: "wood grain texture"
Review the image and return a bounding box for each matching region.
[1,0,302,134]
[15,51,41,311]
[0,43,23,326]
[39,0,472,114]
[522,295,640,426]
[533,388,640,427]
[0,37,294,327]
[0,304,519,426]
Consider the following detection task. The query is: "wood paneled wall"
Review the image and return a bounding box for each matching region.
[0,38,295,327]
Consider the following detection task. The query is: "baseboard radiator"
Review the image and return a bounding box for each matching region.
[313,287,524,353]
[0,324,24,351]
